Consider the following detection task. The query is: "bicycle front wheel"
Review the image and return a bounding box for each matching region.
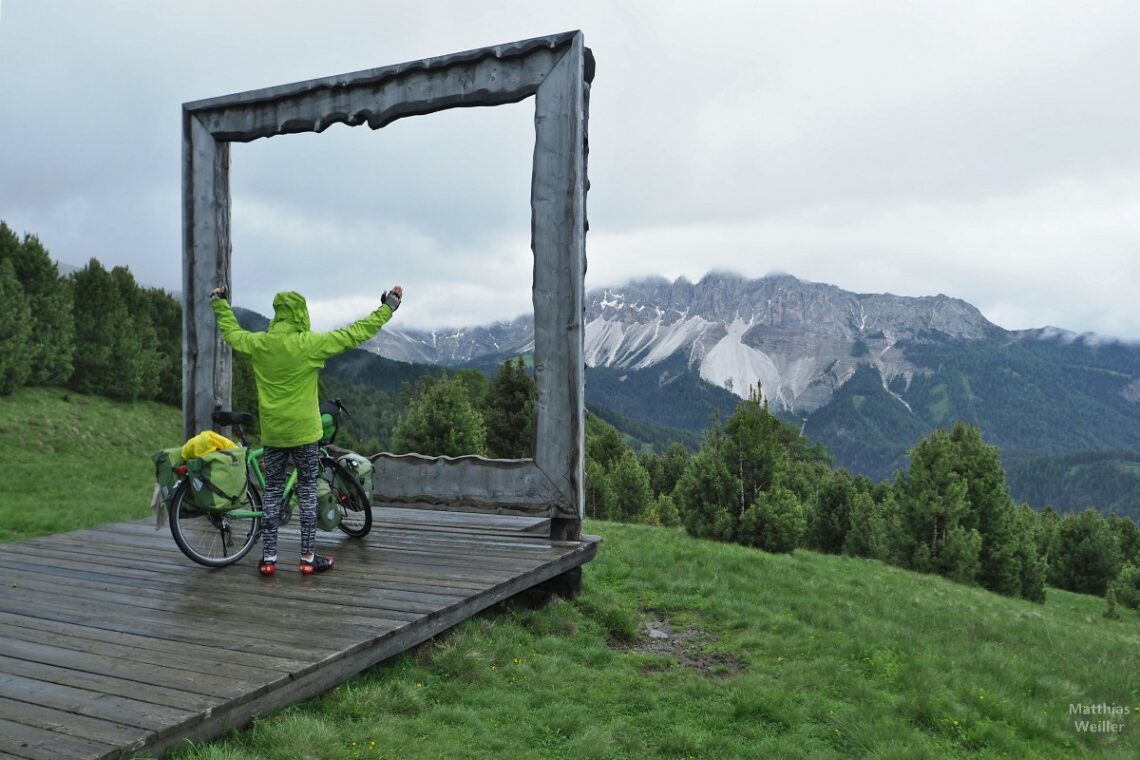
[169,481,263,567]
[319,457,373,538]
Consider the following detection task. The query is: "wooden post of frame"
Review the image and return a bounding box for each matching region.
[182,32,593,540]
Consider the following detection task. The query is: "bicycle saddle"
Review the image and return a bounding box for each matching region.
[212,410,254,427]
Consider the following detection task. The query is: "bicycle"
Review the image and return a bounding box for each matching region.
[166,401,373,567]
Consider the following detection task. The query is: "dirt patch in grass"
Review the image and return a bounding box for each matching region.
[613,609,744,679]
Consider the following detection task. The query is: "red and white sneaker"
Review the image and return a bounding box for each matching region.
[299,554,334,575]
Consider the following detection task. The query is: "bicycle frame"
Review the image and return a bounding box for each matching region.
[169,401,370,567]
[239,437,347,526]
[190,444,346,521]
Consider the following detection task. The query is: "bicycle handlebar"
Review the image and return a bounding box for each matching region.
[210,408,252,447]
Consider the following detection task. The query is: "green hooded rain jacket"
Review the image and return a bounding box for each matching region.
[211,291,393,448]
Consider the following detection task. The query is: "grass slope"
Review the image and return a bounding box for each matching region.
[159,524,1140,760]
[0,386,181,541]
[3,388,1139,758]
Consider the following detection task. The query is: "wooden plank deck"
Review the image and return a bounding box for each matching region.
[0,507,599,760]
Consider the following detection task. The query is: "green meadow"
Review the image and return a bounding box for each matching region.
[2,387,1138,759]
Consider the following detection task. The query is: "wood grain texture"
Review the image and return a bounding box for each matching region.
[370,454,561,512]
[182,113,231,440]
[531,35,588,528]
[184,32,591,139]
[0,510,599,760]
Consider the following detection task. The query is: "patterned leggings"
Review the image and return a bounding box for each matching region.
[260,443,320,558]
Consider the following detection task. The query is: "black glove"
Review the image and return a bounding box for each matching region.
[210,286,227,301]
[382,290,401,312]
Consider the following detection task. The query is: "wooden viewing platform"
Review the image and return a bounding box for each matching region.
[0,507,599,760]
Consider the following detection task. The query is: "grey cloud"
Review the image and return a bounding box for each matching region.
[2,0,1139,336]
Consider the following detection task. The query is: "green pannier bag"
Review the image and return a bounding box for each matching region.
[184,447,249,512]
[316,478,340,531]
[337,452,374,497]
[319,400,341,445]
[151,447,186,506]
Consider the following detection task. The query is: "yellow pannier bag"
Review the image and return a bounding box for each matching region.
[181,430,239,461]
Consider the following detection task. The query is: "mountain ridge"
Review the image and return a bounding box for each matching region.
[362,272,1140,489]
[367,272,1006,415]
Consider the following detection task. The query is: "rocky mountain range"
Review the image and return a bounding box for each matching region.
[368,272,1007,416]
[363,272,1140,489]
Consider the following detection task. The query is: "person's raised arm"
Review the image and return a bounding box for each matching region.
[312,285,403,360]
[209,287,256,355]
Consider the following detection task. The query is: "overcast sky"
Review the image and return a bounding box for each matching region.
[2,1,1139,336]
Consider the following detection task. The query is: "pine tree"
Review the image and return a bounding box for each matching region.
[893,423,1029,595]
[651,443,691,498]
[894,429,975,580]
[1038,506,1061,575]
[948,423,1021,596]
[454,369,490,411]
[0,258,33,394]
[1051,508,1123,596]
[811,469,857,554]
[940,524,983,584]
[607,449,653,523]
[585,416,628,471]
[1104,586,1122,621]
[390,374,487,456]
[650,493,681,527]
[1013,504,1047,603]
[584,457,614,520]
[69,259,148,400]
[1108,514,1140,567]
[0,222,17,261]
[843,490,890,561]
[1112,563,1140,611]
[0,226,74,386]
[111,266,161,400]
[483,357,535,459]
[675,429,739,542]
[723,387,789,519]
[739,485,807,553]
[144,288,183,407]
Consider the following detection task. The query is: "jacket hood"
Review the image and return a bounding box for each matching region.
[268,291,311,333]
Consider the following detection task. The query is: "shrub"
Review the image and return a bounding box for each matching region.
[739,486,807,554]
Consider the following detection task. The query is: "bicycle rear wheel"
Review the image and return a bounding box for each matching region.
[319,457,373,538]
[169,481,263,567]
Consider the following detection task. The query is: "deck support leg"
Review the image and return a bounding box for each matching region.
[543,566,582,599]
[550,517,581,542]
[520,567,582,607]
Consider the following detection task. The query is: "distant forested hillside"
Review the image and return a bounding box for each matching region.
[1003,450,1140,522]
[584,354,741,436]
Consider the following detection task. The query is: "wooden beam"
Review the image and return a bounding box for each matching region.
[181,112,231,439]
[370,453,562,514]
[531,34,588,531]
[190,46,563,141]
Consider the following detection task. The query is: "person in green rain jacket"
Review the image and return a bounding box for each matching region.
[210,285,403,576]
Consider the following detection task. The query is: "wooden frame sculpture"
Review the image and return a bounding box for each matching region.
[182,32,592,538]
